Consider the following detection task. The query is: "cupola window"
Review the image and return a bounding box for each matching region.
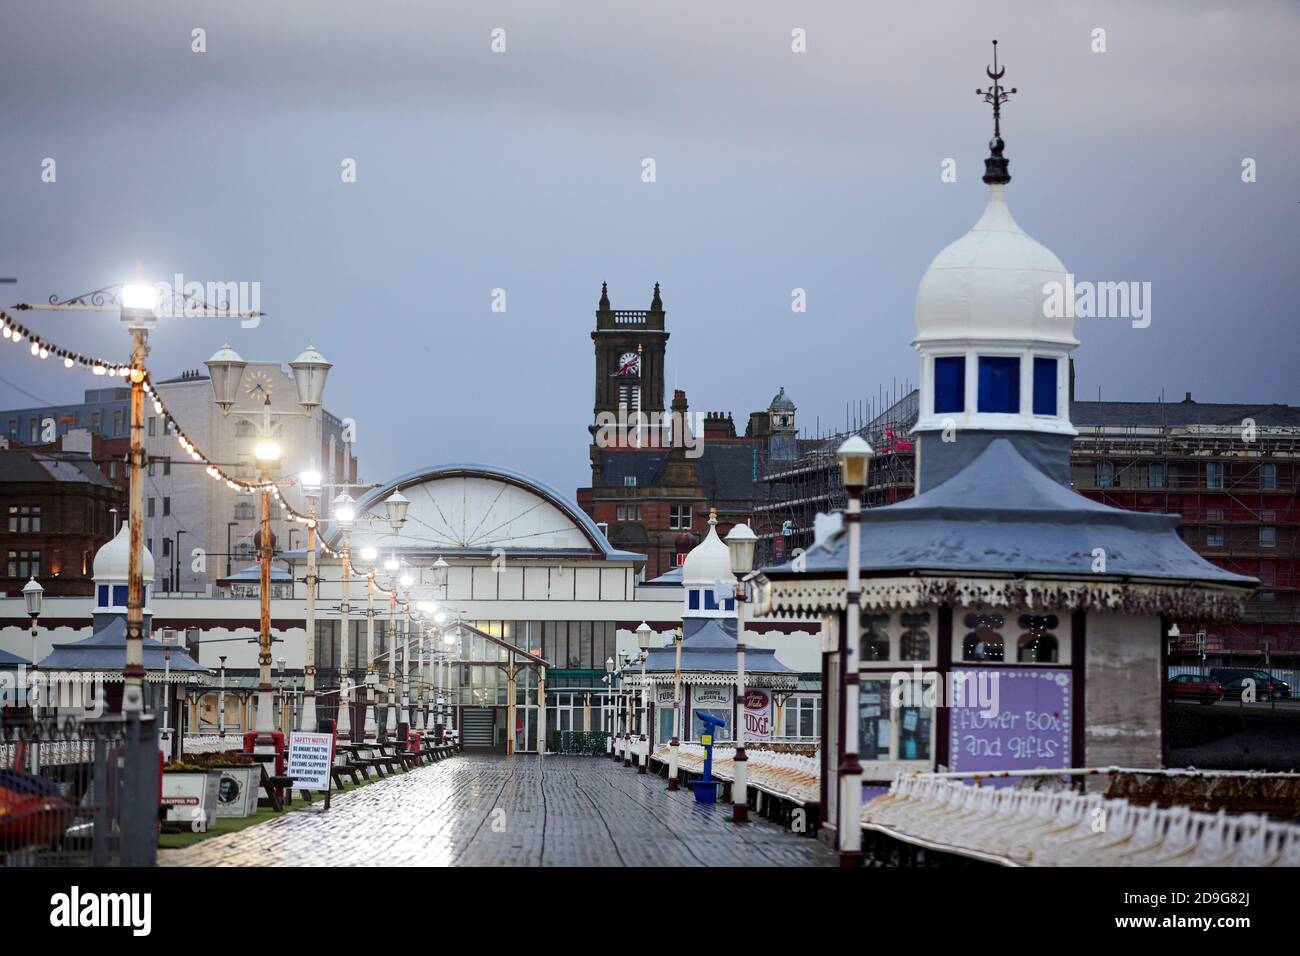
[977,357,1020,413]
[1032,357,1058,416]
[933,356,966,414]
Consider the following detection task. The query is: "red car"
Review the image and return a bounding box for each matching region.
[1168,674,1223,704]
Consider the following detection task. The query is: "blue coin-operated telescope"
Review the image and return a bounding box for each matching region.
[689,712,727,804]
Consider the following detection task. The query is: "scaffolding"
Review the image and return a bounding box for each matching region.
[1072,418,1300,655]
[755,393,1299,655]
[755,389,918,562]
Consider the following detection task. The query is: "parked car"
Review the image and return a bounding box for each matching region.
[1167,674,1223,704]
[1208,668,1292,701]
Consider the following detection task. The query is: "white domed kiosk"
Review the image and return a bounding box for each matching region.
[911,67,1077,490]
[92,523,155,616]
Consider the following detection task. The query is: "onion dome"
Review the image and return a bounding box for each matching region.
[93,522,155,584]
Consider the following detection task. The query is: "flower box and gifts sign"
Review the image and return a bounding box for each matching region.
[947,669,1071,778]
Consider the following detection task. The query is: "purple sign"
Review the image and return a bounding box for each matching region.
[948,668,1071,775]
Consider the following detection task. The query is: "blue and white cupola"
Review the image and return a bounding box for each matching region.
[91,522,155,632]
[912,41,1076,491]
[680,509,736,619]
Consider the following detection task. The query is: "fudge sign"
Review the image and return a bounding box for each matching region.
[948,669,1071,774]
[743,688,772,740]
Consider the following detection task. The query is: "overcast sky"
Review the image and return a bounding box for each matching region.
[2,0,1296,495]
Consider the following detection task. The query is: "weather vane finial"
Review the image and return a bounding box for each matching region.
[975,40,1017,185]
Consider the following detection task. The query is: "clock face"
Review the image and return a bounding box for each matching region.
[244,370,273,399]
[615,352,640,376]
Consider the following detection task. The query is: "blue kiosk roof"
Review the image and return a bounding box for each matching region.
[39,617,208,674]
[643,617,792,675]
[762,439,1255,587]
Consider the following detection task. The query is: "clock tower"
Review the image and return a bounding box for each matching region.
[589,281,669,440]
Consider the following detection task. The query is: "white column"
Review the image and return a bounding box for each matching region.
[733,590,749,823]
[302,493,319,728]
[364,573,378,740]
[416,624,427,732]
[337,530,352,739]
[668,632,682,790]
[537,665,546,756]
[839,491,864,864]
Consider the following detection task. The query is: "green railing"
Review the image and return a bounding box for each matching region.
[548,730,609,755]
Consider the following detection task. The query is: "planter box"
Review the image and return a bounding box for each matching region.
[214,764,261,818]
[161,770,221,830]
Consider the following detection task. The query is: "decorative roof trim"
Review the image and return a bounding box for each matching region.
[636,672,799,690]
[751,574,1248,622]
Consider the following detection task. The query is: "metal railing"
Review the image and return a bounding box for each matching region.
[0,714,158,867]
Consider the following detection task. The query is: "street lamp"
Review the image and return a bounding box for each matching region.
[385,491,410,532]
[250,438,280,753]
[835,435,873,867]
[218,655,228,740]
[333,492,356,740]
[399,571,415,728]
[119,285,157,714]
[358,554,379,749]
[203,344,247,413]
[667,627,684,791]
[617,650,632,767]
[300,468,322,729]
[725,521,758,824]
[23,576,43,729]
[604,656,616,757]
[289,344,331,410]
[635,622,652,774]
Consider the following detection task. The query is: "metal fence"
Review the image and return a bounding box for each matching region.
[0,714,158,867]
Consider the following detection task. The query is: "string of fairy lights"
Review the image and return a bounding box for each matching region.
[1,310,413,597]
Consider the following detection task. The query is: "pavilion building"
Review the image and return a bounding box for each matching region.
[751,56,1256,844]
[640,512,797,748]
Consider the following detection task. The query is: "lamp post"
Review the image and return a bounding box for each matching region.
[332,493,356,740]
[416,603,439,732]
[616,650,630,765]
[836,435,873,867]
[725,521,758,824]
[370,491,410,738]
[205,341,331,744]
[399,571,415,727]
[218,655,228,740]
[173,529,185,593]
[120,283,158,714]
[276,656,286,730]
[635,622,652,774]
[250,438,280,750]
[300,468,322,728]
[385,554,400,735]
[23,576,43,717]
[604,657,615,757]
[667,626,684,791]
[162,644,173,737]
[23,575,44,772]
[359,546,379,741]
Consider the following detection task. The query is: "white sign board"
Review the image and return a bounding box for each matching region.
[287,731,334,791]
